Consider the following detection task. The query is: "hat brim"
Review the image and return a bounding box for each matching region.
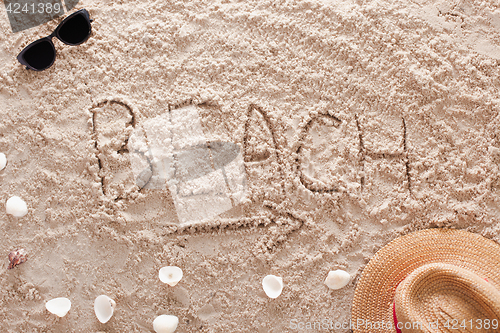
[351,228,500,333]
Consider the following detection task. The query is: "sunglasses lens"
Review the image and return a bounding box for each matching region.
[22,40,55,71]
[58,13,91,45]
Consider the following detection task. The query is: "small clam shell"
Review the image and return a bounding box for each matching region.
[324,269,350,290]
[153,314,179,333]
[0,153,6,171]
[45,297,71,317]
[262,275,283,299]
[159,266,183,286]
[5,196,28,218]
[94,295,116,324]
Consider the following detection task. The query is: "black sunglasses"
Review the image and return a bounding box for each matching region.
[17,9,92,71]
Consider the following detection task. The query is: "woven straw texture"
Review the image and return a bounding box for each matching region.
[351,229,500,333]
[395,263,500,333]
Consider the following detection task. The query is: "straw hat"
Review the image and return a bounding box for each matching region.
[351,228,500,333]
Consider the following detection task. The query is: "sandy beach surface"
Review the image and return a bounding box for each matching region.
[1,0,500,332]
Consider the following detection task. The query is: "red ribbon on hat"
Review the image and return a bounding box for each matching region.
[393,301,402,333]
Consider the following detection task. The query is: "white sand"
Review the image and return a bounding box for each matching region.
[1,0,500,331]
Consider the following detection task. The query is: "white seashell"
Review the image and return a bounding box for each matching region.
[153,314,179,333]
[45,297,71,317]
[5,196,28,217]
[324,269,350,290]
[262,275,283,299]
[94,295,116,324]
[159,266,183,286]
[0,153,6,170]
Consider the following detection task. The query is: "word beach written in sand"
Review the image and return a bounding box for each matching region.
[92,99,486,227]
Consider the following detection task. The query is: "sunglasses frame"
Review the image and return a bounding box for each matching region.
[17,9,92,71]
